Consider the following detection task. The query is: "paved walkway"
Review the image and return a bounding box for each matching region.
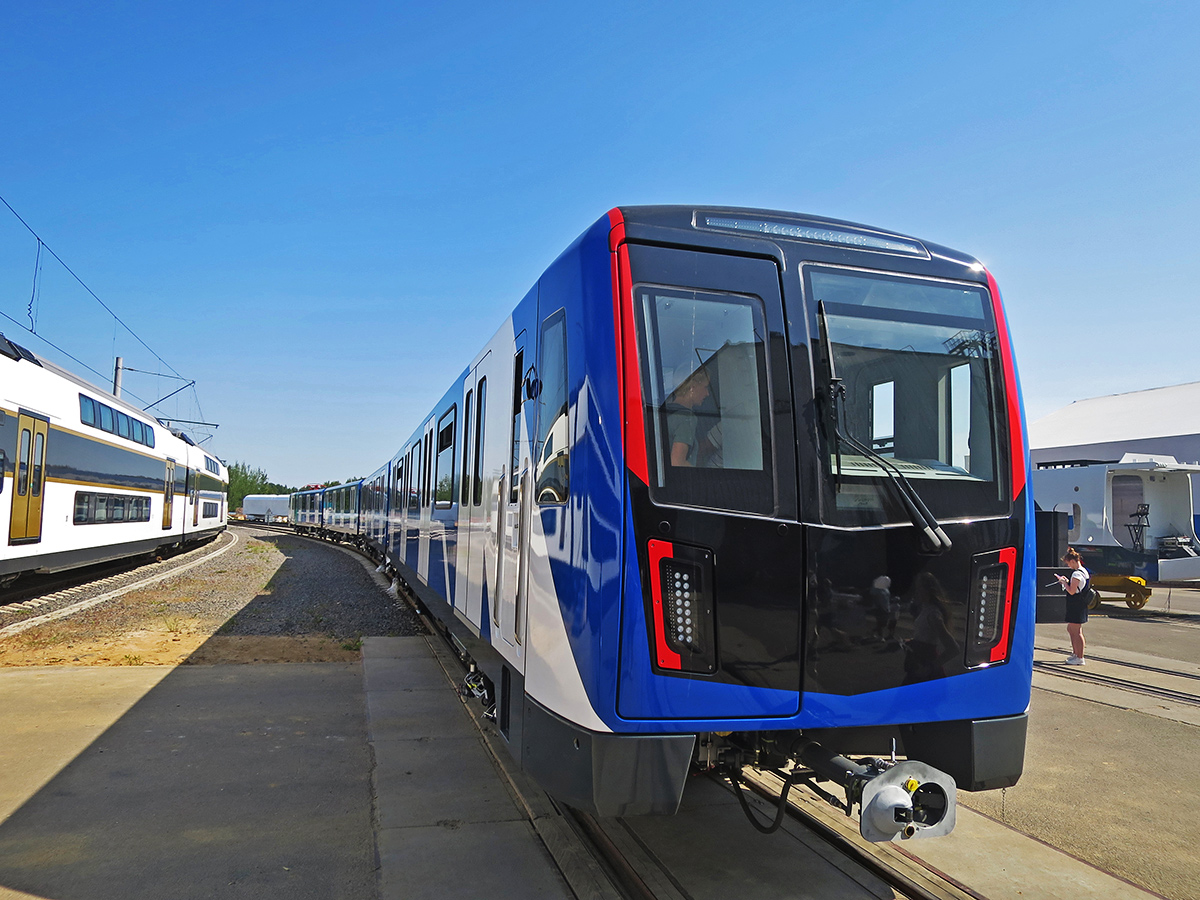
[0,637,1173,899]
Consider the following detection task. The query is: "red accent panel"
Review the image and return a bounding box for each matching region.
[647,539,682,670]
[607,207,626,250]
[990,546,1018,663]
[608,209,649,485]
[985,269,1026,500]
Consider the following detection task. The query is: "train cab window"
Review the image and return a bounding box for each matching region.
[636,287,775,515]
[535,309,569,504]
[434,407,456,507]
[808,266,1009,523]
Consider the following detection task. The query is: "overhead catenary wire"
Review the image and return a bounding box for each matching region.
[1,191,213,432]
[0,191,185,380]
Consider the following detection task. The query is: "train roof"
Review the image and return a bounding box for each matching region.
[610,205,978,270]
[1,331,207,448]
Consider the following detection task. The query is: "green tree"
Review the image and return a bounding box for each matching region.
[227,461,297,511]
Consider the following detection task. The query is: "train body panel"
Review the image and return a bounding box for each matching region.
[1,334,227,585]
[294,206,1035,819]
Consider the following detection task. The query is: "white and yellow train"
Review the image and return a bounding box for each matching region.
[1,333,227,589]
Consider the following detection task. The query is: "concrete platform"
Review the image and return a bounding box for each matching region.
[362,637,573,900]
[0,636,1175,900]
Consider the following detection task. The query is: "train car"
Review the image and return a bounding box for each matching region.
[1,333,228,589]
[289,486,325,534]
[296,206,1034,840]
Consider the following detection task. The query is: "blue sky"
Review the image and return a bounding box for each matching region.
[3,1,1198,486]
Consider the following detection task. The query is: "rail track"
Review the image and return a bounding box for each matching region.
[1034,651,1200,709]
[0,530,236,638]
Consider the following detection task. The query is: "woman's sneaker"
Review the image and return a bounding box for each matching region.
[1065,656,1085,665]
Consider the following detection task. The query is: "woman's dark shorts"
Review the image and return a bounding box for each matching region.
[1065,593,1090,624]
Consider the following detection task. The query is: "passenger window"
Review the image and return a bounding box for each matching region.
[31,432,44,497]
[131,420,143,444]
[461,391,473,506]
[434,407,456,507]
[99,405,114,433]
[80,396,96,426]
[408,446,420,512]
[473,378,487,507]
[510,348,524,503]
[117,413,131,439]
[535,309,569,504]
[636,287,774,514]
[17,429,30,496]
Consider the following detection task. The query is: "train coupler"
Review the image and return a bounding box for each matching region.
[798,742,956,841]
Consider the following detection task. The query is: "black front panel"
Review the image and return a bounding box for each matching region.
[805,517,1020,695]
[625,242,802,693]
[634,481,804,692]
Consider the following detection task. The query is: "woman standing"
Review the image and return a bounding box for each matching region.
[1056,549,1091,665]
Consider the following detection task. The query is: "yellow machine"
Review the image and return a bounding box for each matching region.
[1090,574,1151,610]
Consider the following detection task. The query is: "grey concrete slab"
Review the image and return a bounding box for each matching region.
[0,663,374,900]
[363,654,452,692]
[377,820,572,900]
[366,686,480,742]
[623,778,891,900]
[372,736,523,829]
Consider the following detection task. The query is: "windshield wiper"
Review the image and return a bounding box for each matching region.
[817,301,952,554]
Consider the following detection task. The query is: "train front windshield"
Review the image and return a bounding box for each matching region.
[808,266,1010,525]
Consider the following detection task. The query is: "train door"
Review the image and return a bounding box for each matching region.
[496,333,533,649]
[457,353,491,625]
[162,459,176,530]
[8,411,49,545]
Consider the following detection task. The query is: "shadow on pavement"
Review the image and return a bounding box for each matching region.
[0,532,383,900]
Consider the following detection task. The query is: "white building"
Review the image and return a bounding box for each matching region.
[1030,380,1200,526]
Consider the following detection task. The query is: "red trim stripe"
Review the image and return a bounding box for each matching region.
[990,546,1018,663]
[647,539,682,669]
[608,208,649,485]
[985,269,1026,500]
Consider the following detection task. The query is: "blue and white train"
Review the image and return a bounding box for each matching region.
[292,206,1035,839]
[1,333,228,589]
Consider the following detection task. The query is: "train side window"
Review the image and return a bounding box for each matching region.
[0,450,4,495]
[423,430,433,507]
[80,395,96,426]
[461,390,473,506]
[535,308,569,504]
[144,425,155,448]
[473,378,487,507]
[636,287,774,515]
[435,407,456,507]
[99,405,114,433]
[117,412,131,440]
[509,348,524,503]
[74,492,90,523]
[17,428,30,496]
[131,420,143,444]
[408,446,420,512]
[31,431,44,497]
